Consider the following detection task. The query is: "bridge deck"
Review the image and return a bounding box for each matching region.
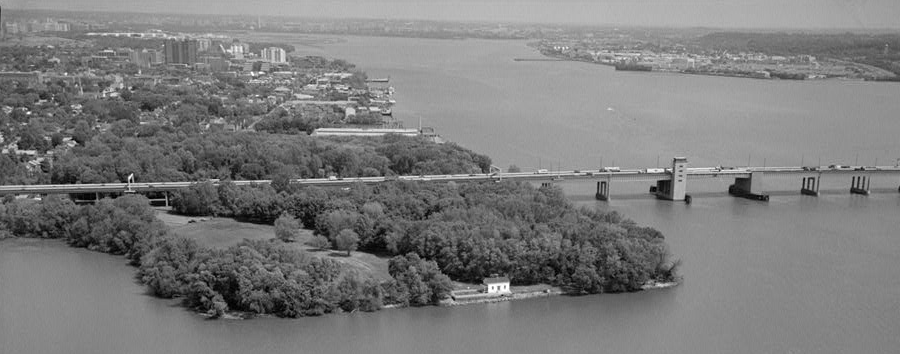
[1,166,898,195]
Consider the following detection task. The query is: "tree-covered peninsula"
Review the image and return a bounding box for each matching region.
[1,178,680,318]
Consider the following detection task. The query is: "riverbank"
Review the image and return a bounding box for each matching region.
[154,211,681,312]
[444,280,679,307]
[534,49,895,81]
[1,179,681,320]
[445,286,564,306]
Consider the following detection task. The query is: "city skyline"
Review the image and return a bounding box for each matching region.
[2,0,900,29]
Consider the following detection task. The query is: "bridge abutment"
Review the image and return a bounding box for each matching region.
[729,172,770,201]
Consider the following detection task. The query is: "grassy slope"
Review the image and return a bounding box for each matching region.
[156,210,391,281]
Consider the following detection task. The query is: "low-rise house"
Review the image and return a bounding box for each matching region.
[483,277,511,294]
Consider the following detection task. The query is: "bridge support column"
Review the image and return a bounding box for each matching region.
[595,181,610,201]
[850,176,870,195]
[801,176,819,196]
[164,192,169,207]
[655,157,690,202]
[729,172,769,201]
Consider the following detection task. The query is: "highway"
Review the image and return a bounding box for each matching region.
[1,166,899,195]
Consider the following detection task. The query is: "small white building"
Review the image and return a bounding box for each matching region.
[483,277,511,294]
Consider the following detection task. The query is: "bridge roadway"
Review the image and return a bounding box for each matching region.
[1,166,899,196]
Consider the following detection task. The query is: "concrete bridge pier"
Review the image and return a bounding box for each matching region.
[850,175,870,195]
[595,180,610,201]
[801,176,820,196]
[729,172,770,201]
[654,157,691,203]
[144,192,171,207]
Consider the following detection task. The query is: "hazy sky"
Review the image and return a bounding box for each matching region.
[3,0,900,29]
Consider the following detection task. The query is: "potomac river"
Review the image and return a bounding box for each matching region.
[2,35,899,354]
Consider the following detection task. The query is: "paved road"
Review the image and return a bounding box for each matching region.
[1,166,898,195]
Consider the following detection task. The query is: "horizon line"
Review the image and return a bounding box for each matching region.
[4,6,900,32]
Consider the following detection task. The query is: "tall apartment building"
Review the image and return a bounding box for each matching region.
[261,47,287,63]
[164,39,198,65]
[130,49,164,68]
[197,38,211,52]
[4,22,18,34]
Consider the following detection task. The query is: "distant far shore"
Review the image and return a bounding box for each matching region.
[531,51,898,82]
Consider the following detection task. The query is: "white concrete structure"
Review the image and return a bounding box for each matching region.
[261,47,287,63]
[671,157,688,201]
[483,277,511,294]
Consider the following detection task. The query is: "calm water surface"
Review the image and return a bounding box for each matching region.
[2,36,899,354]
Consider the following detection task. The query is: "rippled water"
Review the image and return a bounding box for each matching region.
[2,35,899,354]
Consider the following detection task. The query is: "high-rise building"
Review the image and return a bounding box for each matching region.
[130,49,164,68]
[164,39,198,65]
[197,38,211,52]
[4,22,18,35]
[261,47,287,63]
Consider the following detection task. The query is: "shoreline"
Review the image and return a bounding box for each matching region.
[1,236,680,319]
[444,288,564,306]
[532,51,894,82]
[444,280,680,307]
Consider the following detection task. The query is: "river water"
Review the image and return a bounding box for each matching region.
[2,36,900,354]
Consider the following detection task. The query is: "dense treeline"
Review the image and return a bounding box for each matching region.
[1,180,679,317]
[47,132,490,184]
[172,180,680,293]
[698,32,900,75]
[0,195,168,264]
[140,238,386,317]
[0,195,454,317]
[254,106,384,135]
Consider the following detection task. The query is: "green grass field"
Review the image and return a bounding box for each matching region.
[156,210,392,280]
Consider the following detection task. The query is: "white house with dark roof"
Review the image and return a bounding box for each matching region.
[483,276,511,294]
